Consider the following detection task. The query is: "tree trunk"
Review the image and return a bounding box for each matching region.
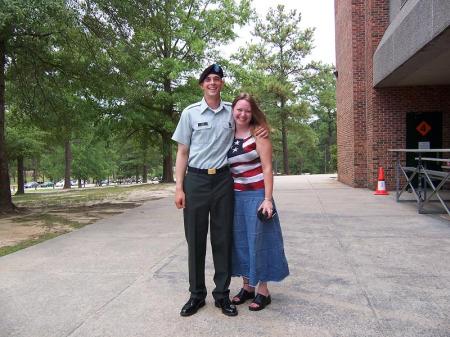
[273,158,278,175]
[161,78,174,183]
[78,178,82,188]
[142,141,148,183]
[281,118,289,175]
[142,164,148,183]
[327,115,334,173]
[32,157,38,181]
[161,132,173,183]
[16,156,25,195]
[0,38,15,212]
[280,99,290,175]
[63,139,72,189]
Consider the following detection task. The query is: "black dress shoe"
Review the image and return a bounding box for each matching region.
[232,288,255,305]
[214,297,238,316]
[180,298,205,317]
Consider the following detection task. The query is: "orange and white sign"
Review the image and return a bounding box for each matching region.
[416,121,432,137]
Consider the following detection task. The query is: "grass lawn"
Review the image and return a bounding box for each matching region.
[0,183,174,257]
[12,183,164,205]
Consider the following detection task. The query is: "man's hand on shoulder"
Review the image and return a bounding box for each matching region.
[254,125,270,139]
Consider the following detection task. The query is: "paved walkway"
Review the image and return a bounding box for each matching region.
[0,175,449,337]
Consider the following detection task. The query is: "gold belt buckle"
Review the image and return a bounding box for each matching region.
[207,168,216,175]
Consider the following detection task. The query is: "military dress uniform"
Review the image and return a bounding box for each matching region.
[172,98,235,301]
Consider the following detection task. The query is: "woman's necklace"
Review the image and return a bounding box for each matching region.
[235,128,251,139]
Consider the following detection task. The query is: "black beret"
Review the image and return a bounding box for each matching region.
[198,63,224,84]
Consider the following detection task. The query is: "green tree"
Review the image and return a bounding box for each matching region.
[40,146,65,183]
[7,3,110,190]
[71,131,112,187]
[301,62,337,173]
[231,4,314,174]
[6,119,46,194]
[227,57,313,175]
[0,0,70,211]
[83,0,251,182]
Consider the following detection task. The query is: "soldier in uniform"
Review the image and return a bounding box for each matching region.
[172,64,238,317]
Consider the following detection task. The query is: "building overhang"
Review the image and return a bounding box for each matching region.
[373,0,450,87]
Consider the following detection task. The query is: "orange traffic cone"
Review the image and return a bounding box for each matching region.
[374,167,389,195]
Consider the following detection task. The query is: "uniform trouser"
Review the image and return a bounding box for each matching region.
[183,170,234,300]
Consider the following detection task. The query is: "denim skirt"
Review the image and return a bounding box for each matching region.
[231,189,289,287]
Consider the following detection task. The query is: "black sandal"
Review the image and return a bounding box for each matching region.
[231,288,255,305]
[249,293,271,311]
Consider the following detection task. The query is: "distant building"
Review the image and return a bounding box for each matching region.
[334,0,450,189]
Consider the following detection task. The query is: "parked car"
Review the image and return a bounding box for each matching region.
[55,179,78,187]
[100,180,109,186]
[39,181,54,188]
[55,180,64,187]
[24,181,39,189]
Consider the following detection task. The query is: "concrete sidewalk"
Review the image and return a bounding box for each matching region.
[0,175,449,337]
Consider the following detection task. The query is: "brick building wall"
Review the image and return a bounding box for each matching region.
[353,0,368,187]
[335,0,355,186]
[374,87,450,189]
[335,0,450,190]
[365,0,391,189]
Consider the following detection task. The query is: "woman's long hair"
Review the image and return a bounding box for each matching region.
[231,93,269,131]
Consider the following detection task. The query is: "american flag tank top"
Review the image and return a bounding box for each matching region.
[227,135,265,191]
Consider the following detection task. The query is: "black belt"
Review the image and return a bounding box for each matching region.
[188,166,229,175]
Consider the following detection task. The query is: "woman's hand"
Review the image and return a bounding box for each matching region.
[258,199,274,218]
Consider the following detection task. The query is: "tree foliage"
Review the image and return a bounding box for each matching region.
[0,1,337,213]
[300,62,337,173]
[0,0,72,210]
[230,4,314,174]
[78,0,251,182]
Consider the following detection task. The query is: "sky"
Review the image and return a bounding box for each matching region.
[227,0,336,65]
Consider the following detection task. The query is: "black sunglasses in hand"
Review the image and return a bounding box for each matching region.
[257,208,277,222]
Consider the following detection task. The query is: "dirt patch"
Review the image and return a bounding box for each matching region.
[0,222,44,247]
[0,184,175,253]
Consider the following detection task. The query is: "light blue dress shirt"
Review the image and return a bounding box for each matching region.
[172,98,235,169]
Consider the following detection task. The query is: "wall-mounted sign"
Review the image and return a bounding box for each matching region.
[418,141,430,149]
[416,121,432,137]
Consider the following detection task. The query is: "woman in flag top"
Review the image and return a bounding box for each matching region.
[227,93,289,311]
